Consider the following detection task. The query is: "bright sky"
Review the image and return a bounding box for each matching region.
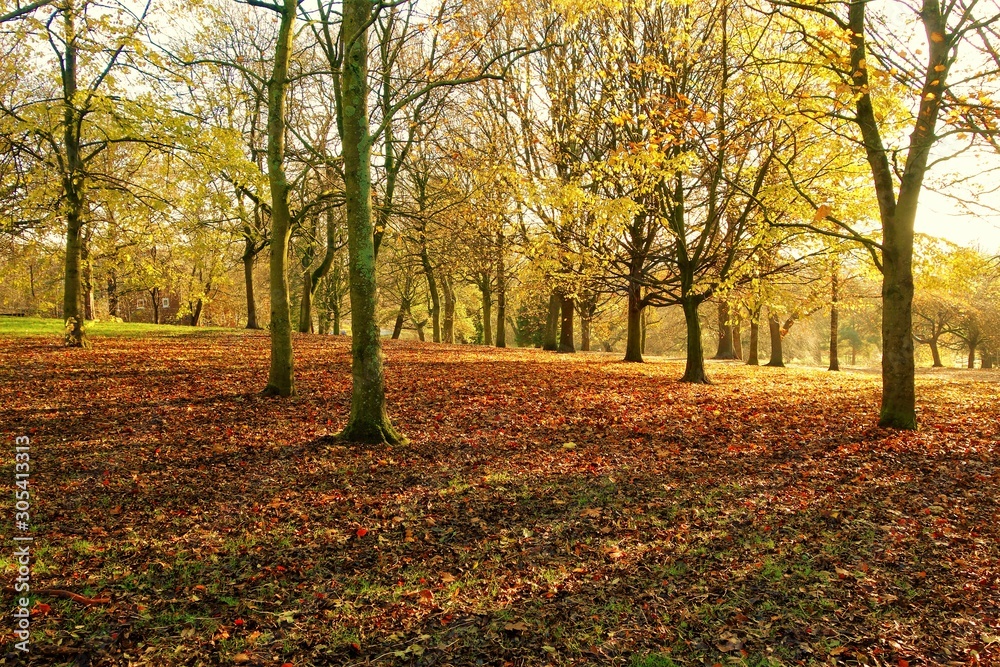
[916,189,1000,253]
[916,144,1000,253]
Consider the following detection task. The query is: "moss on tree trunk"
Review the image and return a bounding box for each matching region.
[336,0,404,445]
[680,298,709,383]
[261,0,297,398]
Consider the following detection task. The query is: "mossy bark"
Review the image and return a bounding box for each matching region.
[262,0,297,397]
[60,3,86,348]
[336,0,404,445]
[680,298,709,384]
[419,243,440,342]
[243,242,260,329]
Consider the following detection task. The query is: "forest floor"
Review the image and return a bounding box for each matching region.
[1,324,999,667]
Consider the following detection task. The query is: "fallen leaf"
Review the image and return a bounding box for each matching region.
[716,633,742,652]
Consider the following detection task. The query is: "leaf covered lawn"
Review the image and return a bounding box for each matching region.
[1,330,999,666]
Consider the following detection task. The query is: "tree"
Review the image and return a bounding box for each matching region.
[335,0,405,444]
[771,0,1000,428]
[256,0,300,396]
[8,0,157,346]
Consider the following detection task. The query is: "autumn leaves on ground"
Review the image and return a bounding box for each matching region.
[2,326,999,667]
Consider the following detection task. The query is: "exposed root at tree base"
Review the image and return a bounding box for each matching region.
[261,384,295,398]
[879,411,918,430]
[335,419,408,446]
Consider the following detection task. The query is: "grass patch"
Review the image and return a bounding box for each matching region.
[0,316,234,338]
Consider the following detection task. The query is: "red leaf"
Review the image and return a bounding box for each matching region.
[356,527,368,538]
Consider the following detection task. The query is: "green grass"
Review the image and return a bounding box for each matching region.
[0,316,234,338]
[630,653,680,667]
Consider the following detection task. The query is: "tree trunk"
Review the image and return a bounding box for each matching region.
[542,290,559,351]
[878,205,918,427]
[765,312,784,367]
[391,301,406,339]
[747,320,759,365]
[317,288,331,334]
[336,0,404,444]
[732,318,743,360]
[243,243,260,329]
[332,292,341,337]
[680,298,709,383]
[829,270,840,371]
[929,337,943,367]
[713,301,736,359]
[81,237,94,321]
[151,287,160,325]
[480,280,492,346]
[581,316,591,352]
[420,245,440,343]
[495,288,506,348]
[106,270,118,318]
[63,207,86,344]
[191,282,208,327]
[299,271,314,333]
[60,3,86,347]
[442,275,455,343]
[983,350,994,370]
[845,0,937,430]
[624,286,643,362]
[559,294,574,353]
[299,194,338,333]
[967,344,976,369]
[640,308,647,356]
[262,0,297,397]
[495,252,506,348]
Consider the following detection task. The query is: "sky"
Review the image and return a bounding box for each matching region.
[916,189,1000,253]
[914,148,1000,254]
